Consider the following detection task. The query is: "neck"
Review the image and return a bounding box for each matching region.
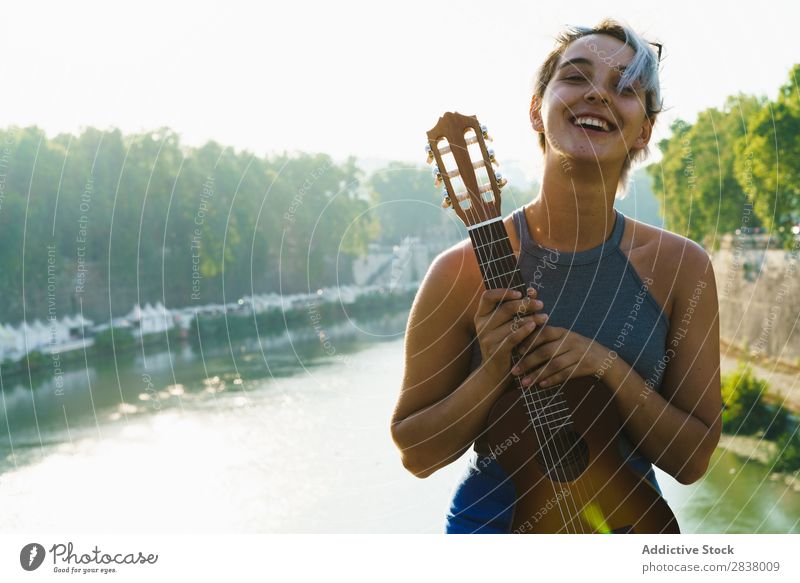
[528,154,621,252]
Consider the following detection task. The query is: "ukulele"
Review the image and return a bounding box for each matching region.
[425,111,679,534]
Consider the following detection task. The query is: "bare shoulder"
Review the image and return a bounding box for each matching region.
[620,216,714,319]
[394,239,484,431]
[412,238,484,334]
[414,209,528,330]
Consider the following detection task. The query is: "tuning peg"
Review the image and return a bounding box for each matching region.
[441,188,452,208]
[495,171,507,189]
[425,144,435,164]
[432,165,443,188]
[481,124,493,142]
[488,147,499,167]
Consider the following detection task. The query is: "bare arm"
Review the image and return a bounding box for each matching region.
[509,239,722,484]
[604,242,722,484]
[390,245,547,478]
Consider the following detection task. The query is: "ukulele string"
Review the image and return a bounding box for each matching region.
[550,380,608,533]
[519,362,588,531]
[484,188,574,529]
[478,164,579,533]
[488,218,579,532]
[495,214,603,533]
[492,218,597,533]
[528,383,594,533]
[458,157,572,532]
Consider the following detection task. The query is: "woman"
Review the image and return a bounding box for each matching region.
[390,19,722,533]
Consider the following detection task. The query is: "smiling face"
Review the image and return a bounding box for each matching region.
[531,34,653,171]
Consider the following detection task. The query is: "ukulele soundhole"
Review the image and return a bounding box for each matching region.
[534,429,589,482]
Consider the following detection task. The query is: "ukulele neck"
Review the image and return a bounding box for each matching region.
[468,217,526,293]
[469,216,571,436]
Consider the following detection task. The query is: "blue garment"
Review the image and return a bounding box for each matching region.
[446,207,670,534]
[444,452,663,533]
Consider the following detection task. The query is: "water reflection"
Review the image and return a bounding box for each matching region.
[0,309,797,533]
[660,449,800,533]
[0,312,409,474]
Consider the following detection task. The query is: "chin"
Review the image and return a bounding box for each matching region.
[556,146,621,167]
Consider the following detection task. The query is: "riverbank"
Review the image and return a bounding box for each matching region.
[721,339,800,412]
[717,434,800,493]
[2,333,797,533]
[0,286,418,383]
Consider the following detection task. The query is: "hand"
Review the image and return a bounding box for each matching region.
[511,325,614,388]
[473,287,550,381]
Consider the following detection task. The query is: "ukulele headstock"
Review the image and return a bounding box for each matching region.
[425,112,507,228]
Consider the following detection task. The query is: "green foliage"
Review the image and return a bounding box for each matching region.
[721,362,787,438]
[0,126,377,324]
[93,327,136,353]
[368,162,447,244]
[769,429,800,474]
[648,94,766,248]
[734,65,800,247]
[649,65,800,250]
[23,350,48,371]
[765,404,792,440]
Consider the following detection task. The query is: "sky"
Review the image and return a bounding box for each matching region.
[1,0,798,184]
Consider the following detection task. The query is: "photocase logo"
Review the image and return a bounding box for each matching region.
[20,543,46,571]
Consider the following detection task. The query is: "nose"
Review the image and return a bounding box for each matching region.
[584,84,609,104]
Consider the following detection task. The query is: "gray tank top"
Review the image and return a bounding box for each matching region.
[470,206,670,481]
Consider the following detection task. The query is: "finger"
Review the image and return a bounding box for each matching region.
[521,353,578,386]
[512,340,570,376]
[505,296,544,321]
[517,313,550,340]
[502,287,544,316]
[479,318,537,366]
[485,317,536,352]
[480,298,543,335]
[517,324,560,355]
[509,315,540,340]
[485,315,538,348]
[511,313,549,347]
[476,288,522,317]
[537,362,581,388]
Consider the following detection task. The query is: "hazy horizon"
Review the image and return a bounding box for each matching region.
[2,0,798,184]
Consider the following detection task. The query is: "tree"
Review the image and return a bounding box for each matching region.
[368,162,447,244]
[734,65,800,247]
[648,95,765,248]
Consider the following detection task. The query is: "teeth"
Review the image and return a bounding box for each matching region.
[573,116,610,131]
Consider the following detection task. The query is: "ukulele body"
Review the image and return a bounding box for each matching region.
[485,376,680,534]
[423,113,679,533]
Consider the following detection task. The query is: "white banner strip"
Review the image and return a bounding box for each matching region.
[1,534,798,582]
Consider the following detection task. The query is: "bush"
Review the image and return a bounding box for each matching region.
[769,429,800,474]
[24,350,49,370]
[721,362,786,437]
[93,327,136,353]
[764,404,792,440]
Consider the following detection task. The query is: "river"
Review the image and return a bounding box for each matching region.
[0,312,798,533]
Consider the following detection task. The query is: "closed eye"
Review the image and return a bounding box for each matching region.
[617,84,638,95]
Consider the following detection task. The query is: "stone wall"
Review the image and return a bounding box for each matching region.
[713,233,800,364]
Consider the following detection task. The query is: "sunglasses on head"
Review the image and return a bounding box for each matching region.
[649,42,663,63]
[572,25,663,63]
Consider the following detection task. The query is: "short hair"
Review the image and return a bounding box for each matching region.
[532,19,663,193]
